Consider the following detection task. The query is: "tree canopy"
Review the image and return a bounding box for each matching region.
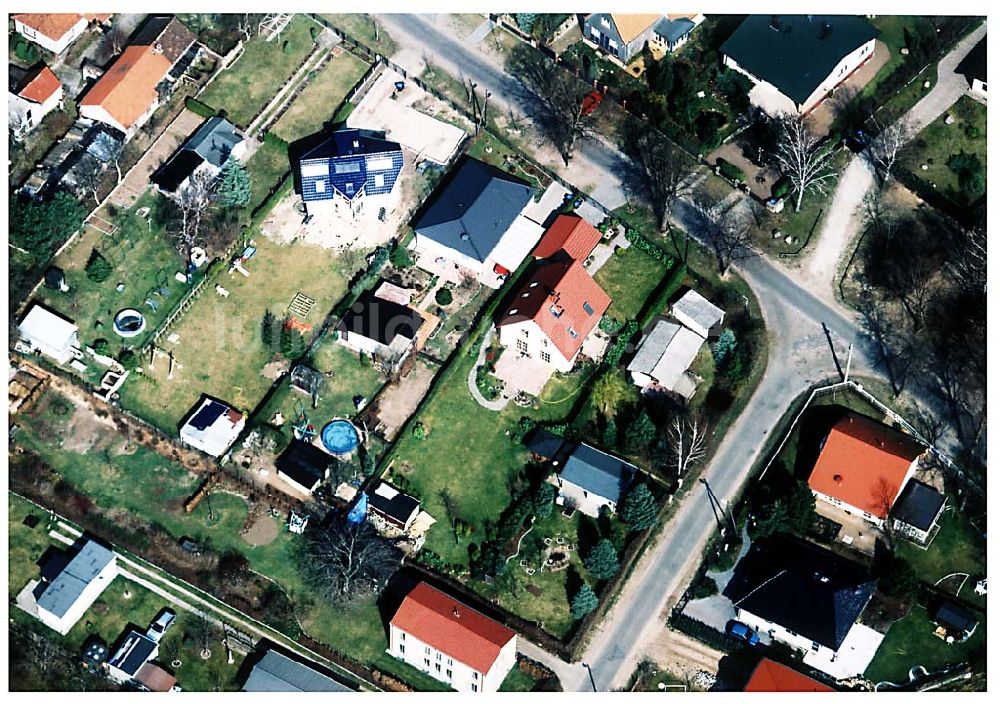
[583,538,620,581]
[620,483,658,532]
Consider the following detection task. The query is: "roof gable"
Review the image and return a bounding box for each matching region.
[109,629,158,675]
[243,650,352,692]
[808,413,925,518]
[36,540,114,617]
[15,64,62,103]
[18,302,78,348]
[80,45,171,128]
[337,290,424,346]
[532,214,602,261]
[275,440,333,490]
[560,443,637,502]
[14,13,86,41]
[390,582,516,673]
[609,14,662,43]
[627,318,704,388]
[891,479,946,531]
[744,658,833,692]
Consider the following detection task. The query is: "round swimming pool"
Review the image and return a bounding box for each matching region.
[320,419,360,455]
[113,308,146,338]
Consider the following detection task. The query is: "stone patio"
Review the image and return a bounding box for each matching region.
[814,500,881,556]
[492,348,554,399]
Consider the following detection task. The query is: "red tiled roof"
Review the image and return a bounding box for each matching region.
[390,582,516,674]
[135,663,177,692]
[808,413,925,518]
[744,658,834,692]
[80,45,171,129]
[18,65,62,104]
[497,259,611,362]
[532,214,602,261]
[13,14,86,41]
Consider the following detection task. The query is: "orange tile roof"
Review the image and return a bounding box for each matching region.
[532,214,602,261]
[390,582,516,674]
[744,658,834,692]
[80,45,171,129]
[808,413,925,518]
[498,259,611,362]
[13,14,87,41]
[609,14,662,44]
[18,65,62,103]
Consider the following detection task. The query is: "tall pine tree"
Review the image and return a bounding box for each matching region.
[215,158,252,207]
[620,483,658,531]
[583,539,620,581]
[570,583,599,619]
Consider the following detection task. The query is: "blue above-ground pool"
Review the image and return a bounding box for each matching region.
[321,419,360,455]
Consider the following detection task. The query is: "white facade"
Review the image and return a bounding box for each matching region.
[277,466,327,495]
[735,607,838,662]
[79,100,158,139]
[18,304,81,365]
[724,38,877,116]
[387,623,516,693]
[14,16,88,55]
[337,329,414,372]
[551,475,617,518]
[971,77,987,101]
[36,557,117,636]
[812,457,918,529]
[9,84,63,140]
[497,319,575,373]
[304,181,400,220]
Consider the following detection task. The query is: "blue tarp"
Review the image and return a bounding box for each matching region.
[346,491,368,525]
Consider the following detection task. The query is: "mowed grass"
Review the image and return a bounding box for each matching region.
[318,13,398,56]
[8,494,59,599]
[902,95,986,203]
[865,605,986,684]
[593,245,669,320]
[271,50,371,143]
[244,139,293,211]
[897,506,986,603]
[119,235,350,434]
[200,14,319,127]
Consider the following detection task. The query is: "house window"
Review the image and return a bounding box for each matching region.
[529,281,539,288]
[541,351,551,364]
[447,658,453,666]
[436,653,442,661]
[425,646,431,654]
[314,179,326,192]
[600,17,610,28]
[590,26,600,39]
[399,644,405,653]
[517,339,529,354]
[424,658,431,667]
[400,633,405,640]
[374,173,386,188]
[521,328,528,337]
[473,673,479,680]
[568,327,579,339]
[472,684,478,692]
[446,669,452,678]
[608,39,618,50]
[583,302,594,315]
[435,663,442,672]
[549,305,562,318]
[521,292,530,298]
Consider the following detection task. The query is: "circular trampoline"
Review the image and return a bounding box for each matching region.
[320,419,360,455]
[113,308,146,338]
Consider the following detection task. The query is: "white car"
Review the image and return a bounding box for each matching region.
[147,608,177,643]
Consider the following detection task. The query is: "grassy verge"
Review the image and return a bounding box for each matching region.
[317,14,399,56]
[593,246,669,320]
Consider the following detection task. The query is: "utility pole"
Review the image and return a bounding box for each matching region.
[482,90,491,131]
[844,342,854,382]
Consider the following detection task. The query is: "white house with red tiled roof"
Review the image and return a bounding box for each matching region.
[495,215,610,372]
[12,14,109,55]
[9,63,63,140]
[388,582,517,693]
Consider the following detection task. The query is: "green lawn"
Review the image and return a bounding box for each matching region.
[593,246,669,320]
[865,605,986,684]
[901,95,986,204]
[8,494,58,599]
[200,14,319,127]
[244,139,293,211]
[118,235,350,433]
[499,666,539,692]
[862,16,923,99]
[897,506,986,601]
[318,14,398,56]
[271,50,370,143]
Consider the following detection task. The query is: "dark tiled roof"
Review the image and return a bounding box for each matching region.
[133,15,197,63]
[956,36,986,84]
[108,629,158,677]
[414,158,535,263]
[933,601,978,633]
[151,149,204,192]
[299,128,403,202]
[721,15,879,105]
[36,540,114,618]
[275,441,333,490]
[337,290,424,346]
[243,649,354,692]
[654,16,695,44]
[524,427,567,462]
[891,479,946,531]
[559,443,636,503]
[185,116,243,168]
[723,535,877,650]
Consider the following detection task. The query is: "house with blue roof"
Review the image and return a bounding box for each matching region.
[33,539,117,635]
[552,442,638,517]
[298,128,404,220]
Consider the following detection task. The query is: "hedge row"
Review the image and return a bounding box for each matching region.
[716,158,745,183]
[637,263,687,329]
[185,96,218,119]
[605,320,640,367]
[623,228,674,266]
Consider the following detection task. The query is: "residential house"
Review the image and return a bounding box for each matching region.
[627,317,704,400]
[721,15,879,116]
[336,289,425,373]
[242,647,355,692]
[17,302,82,365]
[299,128,405,220]
[178,395,246,457]
[723,534,880,678]
[151,116,246,196]
[412,158,543,288]
[134,663,177,692]
[957,36,987,101]
[368,482,421,533]
[891,479,947,545]
[79,16,196,137]
[275,440,334,494]
[9,63,63,140]
[530,213,604,262]
[552,442,637,517]
[807,413,927,527]
[388,582,517,693]
[582,13,706,64]
[33,540,116,636]
[932,601,979,644]
[107,628,159,685]
[672,289,725,338]
[743,658,834,692]
[12,14,110,55]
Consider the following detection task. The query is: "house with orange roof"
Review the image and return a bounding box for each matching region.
[583,13,706,64]
[78,15,196,137]
[807,412,927,527]
[497,215,611,373]
[388,582,517,692]
[743,658,834,692]
[9,63,63,140]
[12,14,110,55]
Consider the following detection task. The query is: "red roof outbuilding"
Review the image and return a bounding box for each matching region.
[532,214,603,261]
[744,658,834,692]
[808,413,925,518]
[17,65,62,104]
[390,582,516,674]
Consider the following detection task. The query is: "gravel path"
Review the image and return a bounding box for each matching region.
[467,328,508,411]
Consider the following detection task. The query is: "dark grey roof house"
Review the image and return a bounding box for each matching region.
[932,601,979,643]
[554,442,638,518]
[956,36,986,97]
[336,289,424,372]
[583,13,705,63]
[891,479,947,544]
[721,15,879,115]
[107,628,159,684]
[151,116,245,194]
[723,534,877,653]
[524,427,569,465]
[34,539,116,635]
[368,481,421,531]
[243,648,354,692]
[275,440,334,494]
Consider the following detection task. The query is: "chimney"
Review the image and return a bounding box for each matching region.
[452,606,460,618]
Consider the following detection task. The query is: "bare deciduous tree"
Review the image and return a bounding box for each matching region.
[947,226,986,295]
[772,116,836,212]
[864,115,911,186]
[506,43,600,165]
[689,198,755,276]
[619,120,694,232]
[169,170,216,264]
[857,292,913,397]
[300,521,401,606]
[667,415,707,488]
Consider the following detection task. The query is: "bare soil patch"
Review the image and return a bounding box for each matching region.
[241,513,281,547]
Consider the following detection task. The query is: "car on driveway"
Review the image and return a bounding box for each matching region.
[147,608,177,643]
[726,620,760,645]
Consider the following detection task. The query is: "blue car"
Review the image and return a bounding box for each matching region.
[726,620,760,646]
